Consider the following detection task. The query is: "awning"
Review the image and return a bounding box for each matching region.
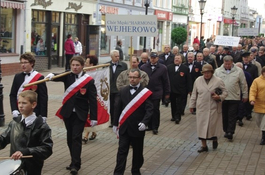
[1,1,25,9]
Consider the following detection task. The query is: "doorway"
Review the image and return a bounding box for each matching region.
[51,26,59,66]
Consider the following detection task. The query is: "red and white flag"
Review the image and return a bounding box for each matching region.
[85,67,110,130]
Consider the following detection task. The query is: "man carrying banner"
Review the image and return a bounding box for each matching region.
[10,52,48,121]
[113,69,153,175]
[45,56,98,175]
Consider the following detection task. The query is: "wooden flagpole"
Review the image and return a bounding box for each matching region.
[23,63,110,88]
[0,155,33,160]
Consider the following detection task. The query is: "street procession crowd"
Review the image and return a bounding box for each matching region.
[0,34,265,175]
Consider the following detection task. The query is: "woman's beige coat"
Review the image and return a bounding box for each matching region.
[189,75,228,139]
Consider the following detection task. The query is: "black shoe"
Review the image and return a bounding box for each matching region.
[82,137,88,144]
[192,112,196,115]
[66,166,71,170]
[227,133,233,140]
[175,119,180,124]
[260,139,265,145]
[89,133,97,140]
[171,118,175,121]
[224,133,228,138]
[246,115,252,120]
[197,146,208,153]
[165,103,169,107]
[153,129,158,135]
[181,112,185,116]
[238,120,244,127]
[213,140,218,149]
[109,124,113,128]
[70,168,78,175]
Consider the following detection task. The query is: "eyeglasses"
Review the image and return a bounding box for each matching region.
[128,76,140,79]
[20,62,30,65]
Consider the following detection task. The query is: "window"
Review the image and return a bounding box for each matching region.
[100,14,110,55]
[31,10,47,56]
[64,13,78,40]
[0,8,15,53]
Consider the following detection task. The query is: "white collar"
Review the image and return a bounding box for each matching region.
[21,113,37,127]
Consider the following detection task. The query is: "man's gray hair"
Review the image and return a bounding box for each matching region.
[130,68,141,77]
[110,50,119,57]
[223,55,233,62]
[188,52,194,57]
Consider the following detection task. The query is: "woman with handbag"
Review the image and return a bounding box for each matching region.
[189,64,228,153]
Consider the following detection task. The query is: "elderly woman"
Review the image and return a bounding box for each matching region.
[249,66,265,145]
[189,64,228,153]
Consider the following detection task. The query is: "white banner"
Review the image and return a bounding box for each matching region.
[85,67,110,131]
[106,14,158,37]
[238,28,259,36]
[214,35,240,47]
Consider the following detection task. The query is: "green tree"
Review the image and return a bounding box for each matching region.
[171,27,187,46]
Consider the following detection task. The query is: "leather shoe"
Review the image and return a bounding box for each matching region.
[246,115,252,120]
[227,133,233,140]
[238,120,243,127]
[70,168,78,175]
[197,146,208,153]
[224,133,228,138]
[66,166,71,170]
[109,124,113,128]
[170,118,175,121]
[213,140,218,149]
[175,119,180,124]
[153,129,158,135]
[260,139,265,145]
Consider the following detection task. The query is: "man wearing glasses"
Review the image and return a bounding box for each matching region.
[10,52,48,120]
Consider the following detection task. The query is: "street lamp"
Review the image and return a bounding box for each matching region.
[143,0,150,52]
[198,0,206,40]
[231,6,238,36]
[253,11,261,35]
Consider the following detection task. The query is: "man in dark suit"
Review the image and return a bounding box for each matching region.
[258,46,265,66]
[10,52,48,120]
[45,56,98,175]
[141,50,170,134]
[251,47,264,67]
[231,46,241,63]
[242,52,258,120]
[108,50,128,127]
[193,43,201,60]
[138,52,149,68]
[184,52,202,115]
[203,48,217,69]
[196,52,208,66]
[180,44,189,63]
[115,40,124,61]
[113,69,153,175]
[167,54,192,124]
[159,44,175,66]
[216,46,226,67]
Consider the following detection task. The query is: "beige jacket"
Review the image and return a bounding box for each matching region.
[214,64,248,100]
[116,69,149,91]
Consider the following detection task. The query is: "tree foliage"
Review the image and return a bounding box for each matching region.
[171,27,187,45]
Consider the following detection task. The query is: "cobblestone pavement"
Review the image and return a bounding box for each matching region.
[0,67,265,175]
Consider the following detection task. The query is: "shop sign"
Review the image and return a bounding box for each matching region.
[100,5,119,14]
[214,35,240,47]
[155,10,172,21]
[105,14,157,37]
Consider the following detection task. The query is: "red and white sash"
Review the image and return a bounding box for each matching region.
[118,87,152,129]
[17,71,42,99]
[56,74,93,119]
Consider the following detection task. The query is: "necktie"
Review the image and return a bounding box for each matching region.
[21,119,26,129]
[75,74,78,79]
[188,63,192,65]
[130,86,137,90]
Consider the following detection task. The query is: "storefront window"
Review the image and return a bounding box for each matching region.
[0,8,15,53]
[223,24,229,36]
[31,10,47,56]
[100,15,110,55]
[64,13,77,40]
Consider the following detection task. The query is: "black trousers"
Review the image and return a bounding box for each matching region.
[64,112,86,170]
[65,54,73,71]
[110,93,118,125]
[114,132,144,175]
[170,93,182,120]
[148,99,160,130]
[237,100,246,121]
[181,93,188,114]
[222,100,240,134]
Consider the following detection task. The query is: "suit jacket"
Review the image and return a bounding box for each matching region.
[180,51,188,63]
[159,52,174,66]
[184,61,202,86]
[167,64,192,95]
[216,54,226,67]
[242,62,258,80]
[109,61,128,93]
[113,85,153,137]
[141,62,170,100]
[10,72,48,117]
[204,55,217,69]
[257,55,265,67]
[230,51,241,62]
[53,72,97,122]
[115,45,124,61]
